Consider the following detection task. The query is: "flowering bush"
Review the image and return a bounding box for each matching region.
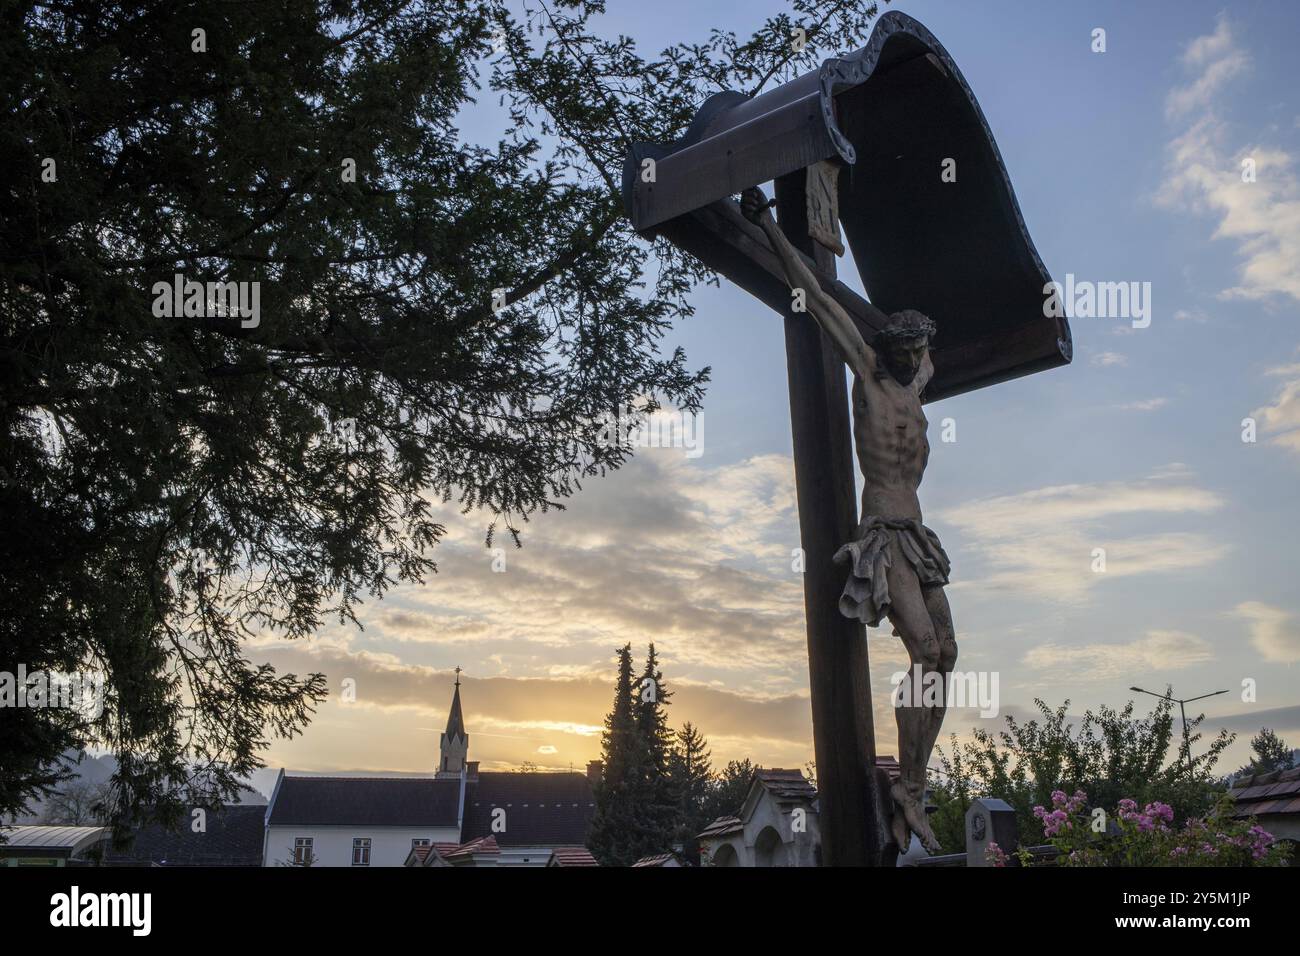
[1029,789,1289,867]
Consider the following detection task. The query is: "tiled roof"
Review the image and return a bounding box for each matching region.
[268,776,462,827]
[755,769,817,802]
[460,771,595,847]
[103,806,264,866]
[404,841,464,866]
[548,846,598,867]
[698,815,742,839]
[632,852,683,867]
[1228,767,1300,819]
[443,834,498,859]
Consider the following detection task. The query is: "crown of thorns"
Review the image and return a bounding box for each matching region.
[875,309,936,343]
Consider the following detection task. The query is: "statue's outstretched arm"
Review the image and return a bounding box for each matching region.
[741,187,876,379]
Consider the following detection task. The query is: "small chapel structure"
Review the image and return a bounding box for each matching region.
[262,674,598,867]
[696,759,911,866]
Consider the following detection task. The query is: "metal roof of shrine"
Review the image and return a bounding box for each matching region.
[622,11,1072,401]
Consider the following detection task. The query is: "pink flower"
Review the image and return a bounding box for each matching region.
[1147,802,1174,824]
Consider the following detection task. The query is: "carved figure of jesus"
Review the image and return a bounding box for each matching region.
[743,185,955,854]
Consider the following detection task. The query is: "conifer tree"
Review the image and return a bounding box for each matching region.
[702,758,760,825]
[586,644,639,866]
[668,721,713,863]
[633,642,677,855]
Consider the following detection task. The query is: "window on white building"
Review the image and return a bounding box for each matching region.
[352,837,371,866]
[293,837,314,866]
[412,838,431,849]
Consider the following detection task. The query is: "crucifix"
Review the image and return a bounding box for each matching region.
[623,11,1071,864]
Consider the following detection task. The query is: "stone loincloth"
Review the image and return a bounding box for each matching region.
[833,516,951,627]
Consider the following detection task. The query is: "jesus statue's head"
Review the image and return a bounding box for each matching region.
[875,309,936,386]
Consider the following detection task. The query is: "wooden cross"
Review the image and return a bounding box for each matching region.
[622,11,1071,865]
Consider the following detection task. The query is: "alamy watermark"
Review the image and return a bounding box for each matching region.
[595,404,704,459]
[0,664,105,718]
[891,665,1000,718]
[1043,273,1151,329]
[151,272,260,329]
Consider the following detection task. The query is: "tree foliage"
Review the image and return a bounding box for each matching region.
[701,757,759,827]
[1,0,884,831]
[1235,728,1296,779]
[929,696,1234,854]
[667,721,712,863]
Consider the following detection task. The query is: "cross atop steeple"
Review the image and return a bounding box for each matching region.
[454,665,461,688]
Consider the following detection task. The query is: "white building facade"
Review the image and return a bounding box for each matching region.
[262,676,597,867]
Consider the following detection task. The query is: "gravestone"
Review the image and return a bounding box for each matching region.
[966,797,1019,867]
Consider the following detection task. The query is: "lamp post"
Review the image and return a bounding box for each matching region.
[1129,686,1229,778]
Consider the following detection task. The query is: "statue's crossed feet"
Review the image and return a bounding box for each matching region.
[891,780,942,854]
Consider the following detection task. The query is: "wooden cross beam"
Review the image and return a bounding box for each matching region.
[649,193,1070,405]
[623,11,1072,866]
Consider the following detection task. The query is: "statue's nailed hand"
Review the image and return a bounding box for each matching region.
[740,186,774,225]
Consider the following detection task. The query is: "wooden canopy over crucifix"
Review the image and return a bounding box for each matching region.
[622,11,1072,866]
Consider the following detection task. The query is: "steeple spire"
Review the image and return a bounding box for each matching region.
[437,668,468,778]
[445,668,466,741]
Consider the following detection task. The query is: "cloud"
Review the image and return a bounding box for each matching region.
[1091,351,1128,367]
[1114,397,1170,412]
[1233,601,1300,663]
[1251,362,1300,453]
[253,640,816,772]
[1157,16,1300,303]
[940,477,1227,603]
[1023,629,1214,681]
[1165,14,1250,119]
[241,451,837,770]
[350,452,813,685]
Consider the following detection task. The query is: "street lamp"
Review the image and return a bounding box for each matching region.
[1130,686,1229,778]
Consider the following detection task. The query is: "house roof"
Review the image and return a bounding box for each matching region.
[268,770,596,847]
[460,771,596,847]
[1228,767,1300,819]
[404,841,463,866]
[632,852,686,867]
[548,846,598,867]
[408,844,434,863]
[754,769,818,802]
[267,776,463,828]
[0,825,107,852]
[102,805,265,867]
[443,834,498,860]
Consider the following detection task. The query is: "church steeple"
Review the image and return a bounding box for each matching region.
[437,668,468,778]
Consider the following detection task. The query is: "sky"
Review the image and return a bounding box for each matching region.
[248,0,1300,794]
